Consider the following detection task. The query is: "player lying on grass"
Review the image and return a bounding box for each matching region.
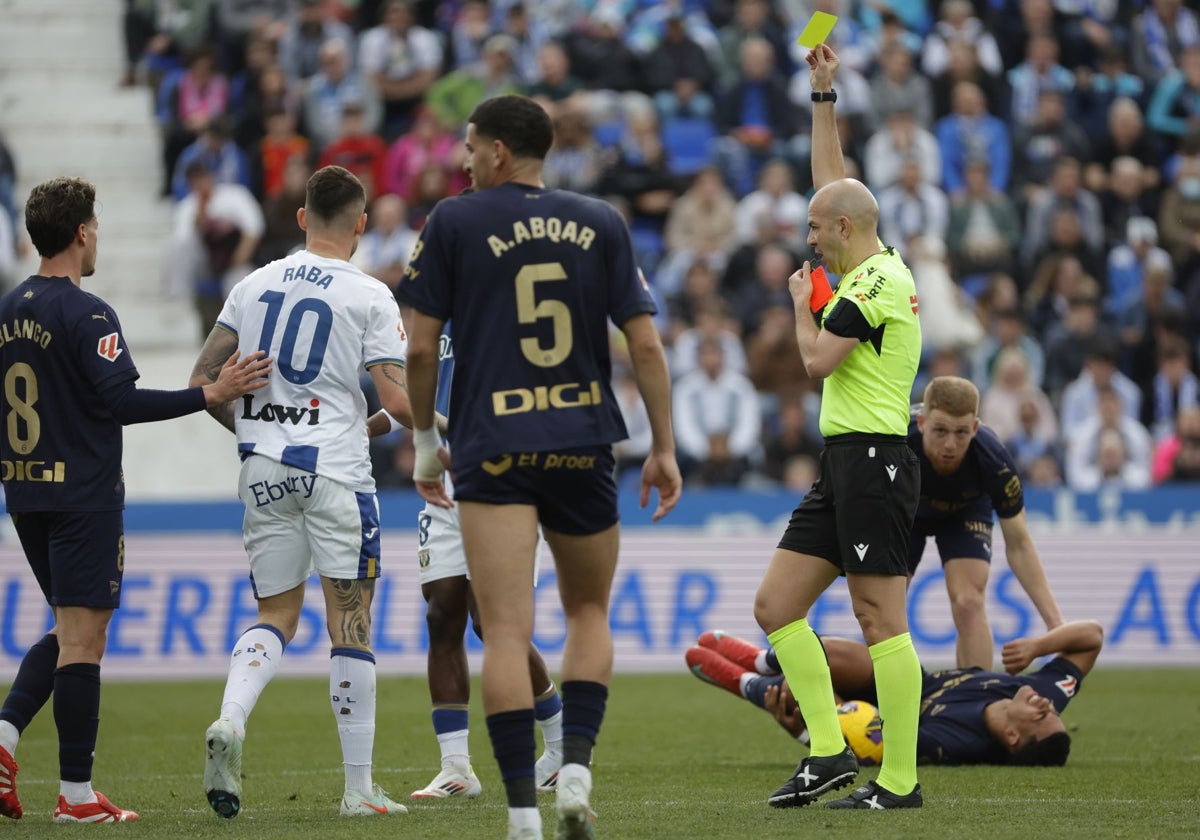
[686,620,1102,771]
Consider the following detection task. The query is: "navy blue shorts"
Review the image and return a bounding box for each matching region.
[906,500,994,575]
[453,445,618,536]
[11,510,126,608]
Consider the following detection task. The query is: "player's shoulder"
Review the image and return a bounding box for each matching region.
[970,423,1014,463]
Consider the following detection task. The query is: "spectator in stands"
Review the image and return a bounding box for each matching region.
[211,0,289,76]
[1107,217,1171,315]
[124,0,213,89]
[542,106,606,195]
[1119,262,1190,389]
[905,235,984,353]
[1100,160,1160,253]
[877,159,950,251]
[666,260,722,332]
[301,39,382,153]
[870,42,934,129]
[930,41,1006,121]
[1131,0,1200,83]
[160,45,231,199]
[1060,335,1143,429]
[1021,157,1104,272]
[497,3,551,86]
[713,37,804,197]
[1010,90,1091,205]
[972,306,1047,389]
[760,389,822,485]
[862,108,941,194]
[922,0,1003,80]
[745,305,810,395]
[1153,405,1200,482]
[252,105,310,201]
[643,12,717,121]
[526,42,584,105]
[350,193,417,291]
[731,242,794,336]
[563,8,641,94]
[427,34,527,131]
[596,109,681,232]
[404,163,450,230]
[171,117,252,202]
[1006,394,1060,477]
[168,161,264,341]
[661,167,737,289]
[1043,296,1118,402]
[994,0,1056,71]
[255,154,309,264]
[673,292,746,369]
[379,105,468,204]
[1157,155,1200,278]
[1064,388,1153,491]
[0,133,14,238]
[317,101,388,201]
[1141,332,1200,441]
[232,60,298,151]
[673,337,762,486]
[732,158,808,252]
[447,0,492,71]
[1147,45,1200,146]
[1006,33,1075,128]
[980,347,1059,447]
[613,370,655,480]
[357,0,443,136]
[1025,452,1065,487]
[716,0,791,88]
[1086,98,1162,195]
[277,0,354,87]
[1074,45,1147,140]
[935,81,1011,196]
[0,198,14,293]
[946,157,1022,281]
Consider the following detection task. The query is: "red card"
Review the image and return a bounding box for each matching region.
[809,265,833,312]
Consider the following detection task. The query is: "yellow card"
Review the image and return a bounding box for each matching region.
[796,11,838,48]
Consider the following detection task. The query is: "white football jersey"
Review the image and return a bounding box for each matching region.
[216,250,407,493]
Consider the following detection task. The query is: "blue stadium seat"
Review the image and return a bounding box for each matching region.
[662,117,716,176]
[592,119,624,149]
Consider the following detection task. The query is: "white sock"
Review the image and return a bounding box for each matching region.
[436,729,470,772]
[0,721,19,755]
[738,672,754,697]
[508,805,542,833]
[754,650,775,675]
[537,710,563,756]
[220,626,284,732]
[331,652,376,793]
[60,780,96,805]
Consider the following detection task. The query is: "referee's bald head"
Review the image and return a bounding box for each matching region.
[811,178,879,234]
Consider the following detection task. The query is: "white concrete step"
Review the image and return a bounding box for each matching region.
[0,88,152,126]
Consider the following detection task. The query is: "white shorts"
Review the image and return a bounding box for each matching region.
[416,499,544,587]
[239,455,381,599]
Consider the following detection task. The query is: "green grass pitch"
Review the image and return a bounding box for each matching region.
[1,669,1196,838]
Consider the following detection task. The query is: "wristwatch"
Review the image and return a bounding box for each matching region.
[811,89,837,103]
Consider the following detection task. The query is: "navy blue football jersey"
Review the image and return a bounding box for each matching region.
[0,276,139,511]
[916,658,1083,764]
[397,184,656,469]
[907,417,1024,522]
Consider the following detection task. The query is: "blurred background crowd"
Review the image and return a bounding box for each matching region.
[0,0,1198,495]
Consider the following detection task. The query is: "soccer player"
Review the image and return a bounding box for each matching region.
[910,375,1064,669]
[686,619,1103,766]
[753,43,924,810]
[404,327,564,801]
[189,165,411,819]
[0,176,270,823]
[397,95,682,840]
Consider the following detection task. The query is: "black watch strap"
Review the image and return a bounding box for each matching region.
[811,88,837,103]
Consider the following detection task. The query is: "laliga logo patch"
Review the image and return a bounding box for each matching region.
[97,332,123,362]
[1055,676,1077,697]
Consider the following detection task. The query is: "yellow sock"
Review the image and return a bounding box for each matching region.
[869,633,921,795]
[767,619,844,757]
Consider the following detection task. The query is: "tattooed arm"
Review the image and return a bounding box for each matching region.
[366,362,414,433]
[189,326,247,433]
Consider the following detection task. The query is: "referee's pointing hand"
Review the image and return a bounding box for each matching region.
[789,260,814,312]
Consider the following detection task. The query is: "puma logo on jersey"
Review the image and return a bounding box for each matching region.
[97,332,123,361]
[91,312,109,322]
[854,543,869,561]
[885,465,897,482]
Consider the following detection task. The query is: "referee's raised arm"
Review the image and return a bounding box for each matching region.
[807,44,845,191]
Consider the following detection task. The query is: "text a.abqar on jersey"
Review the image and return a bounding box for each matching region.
[281,263,334,289]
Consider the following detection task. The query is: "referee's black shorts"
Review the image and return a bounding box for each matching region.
[778,434,919,576]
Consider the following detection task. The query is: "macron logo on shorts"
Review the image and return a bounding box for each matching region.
[854,543,869,561]
[97,332,123,362]
[885,465,897,482]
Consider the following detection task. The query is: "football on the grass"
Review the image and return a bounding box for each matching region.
[837,700,884,766]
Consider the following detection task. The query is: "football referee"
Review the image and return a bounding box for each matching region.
[753,43,924,810]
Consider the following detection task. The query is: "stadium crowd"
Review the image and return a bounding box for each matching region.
[11,0,1200,493]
